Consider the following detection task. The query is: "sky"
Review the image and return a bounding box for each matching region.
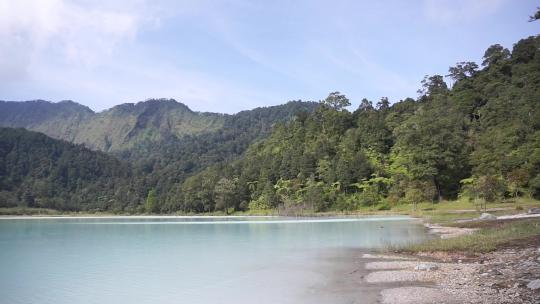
[0,0,539,113]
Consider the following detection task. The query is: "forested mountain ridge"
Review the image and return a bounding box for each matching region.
[0,100,319,212]
[121,100,321,209]
[0,98,319,155]
[0,98,225,152]
[1,34,539,214]
[0,100,94,143]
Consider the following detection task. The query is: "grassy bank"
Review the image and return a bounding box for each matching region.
[0,207,66,216]
[391,197,540,254]
[384,197,540,226]
[2,197,539,218]
[401,219,540,253]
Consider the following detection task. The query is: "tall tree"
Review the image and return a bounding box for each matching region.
[322,92,351,111]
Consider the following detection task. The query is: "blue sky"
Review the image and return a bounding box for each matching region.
[1,0,538,113]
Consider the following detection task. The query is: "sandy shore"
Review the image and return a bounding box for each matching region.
[424,223,477,239]
[308,249,442,304]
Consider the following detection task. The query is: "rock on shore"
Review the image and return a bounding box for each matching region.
[363,248,540,304]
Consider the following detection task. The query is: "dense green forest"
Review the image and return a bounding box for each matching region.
[158,35,540,214]
[0,128,143,211]
[0,102,318,212]
[0,34,539,213]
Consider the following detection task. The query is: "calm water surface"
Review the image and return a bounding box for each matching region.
[0,216,427,304]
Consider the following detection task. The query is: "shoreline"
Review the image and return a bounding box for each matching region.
[0,214,416,221]
[365,217,540,304]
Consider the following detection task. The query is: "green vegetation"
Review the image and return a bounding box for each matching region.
[0,128,143,211]
[0,207,64,216]
[164,34,540,214]
[0,98,224,152]
[0,102,318,212]
[401,219,540,253]
[1,33,539,214]
[389,197,540,224]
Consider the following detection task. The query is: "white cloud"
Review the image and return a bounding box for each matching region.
[0,0,153,81]
[0,0,281,112]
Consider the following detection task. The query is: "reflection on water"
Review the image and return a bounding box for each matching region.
[0,216,427,304]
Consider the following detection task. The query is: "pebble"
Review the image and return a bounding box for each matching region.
[479,213,497,220]
[414,263,439,271]
[527,279,540,290]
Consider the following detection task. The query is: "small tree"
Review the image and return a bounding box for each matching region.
[475,175,504,202]
[145,189,157,213]
[506,169,529,199]
[405,187,423,211]
[214,178,236,214]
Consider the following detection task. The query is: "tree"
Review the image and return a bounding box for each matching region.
[473,175,505,209]
[447,62,478,81]
[376,97,390,111]
[418,75,448,97]
[214,177,236,214]
[322,92,351,111]
[482,44,510,66]
[392,98,470,200]
[145,189,157,213]
[405,187,423,211]
[359,98,374,111]
[506,169,529,198]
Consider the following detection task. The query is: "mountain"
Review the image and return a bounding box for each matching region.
[0,99,319,211]
[120,101,321,205]
[0,100,94,143]
[0,98,224,152]
[0,128,144,211]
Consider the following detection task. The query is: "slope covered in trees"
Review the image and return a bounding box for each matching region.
[0,128,144,211]
[0,101,318,211]
[124,101,320,207]
[159,35,540,214]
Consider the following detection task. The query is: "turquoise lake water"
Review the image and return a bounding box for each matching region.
[0,216,427,304]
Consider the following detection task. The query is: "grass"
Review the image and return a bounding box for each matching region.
[0,207,65,216]
[399,219,540,253]
[1,197,539,218]
[386,197,540,225]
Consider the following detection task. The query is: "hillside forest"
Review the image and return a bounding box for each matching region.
[0,34,539,214]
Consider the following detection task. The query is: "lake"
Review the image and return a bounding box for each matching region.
[0,216,428,304]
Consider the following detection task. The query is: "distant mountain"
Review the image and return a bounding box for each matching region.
[0,98,224,151]
[0,100,94,143]
[0,98,316,153]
